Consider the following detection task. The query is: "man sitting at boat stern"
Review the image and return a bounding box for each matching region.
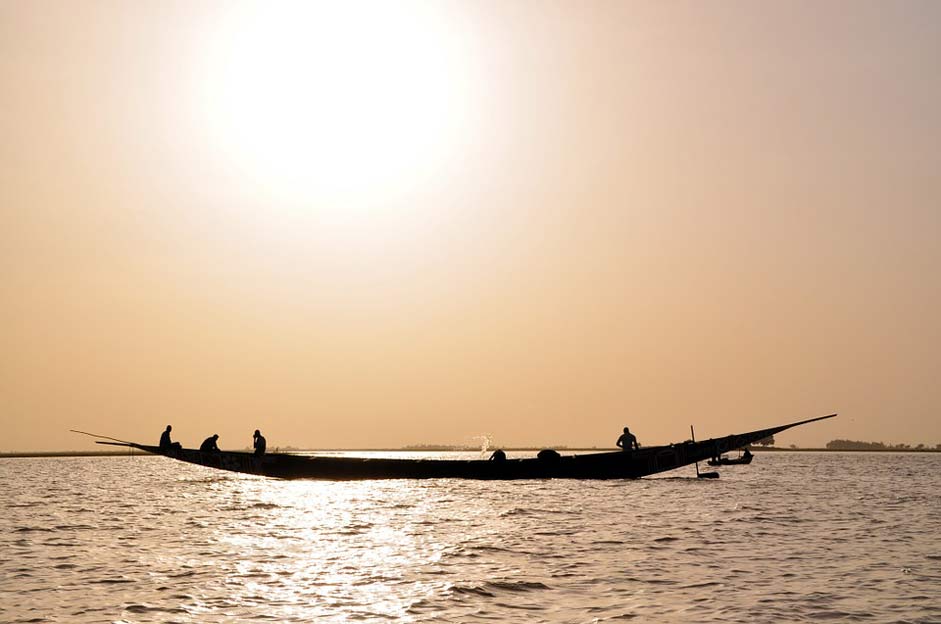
[159,425,183,452]
[616,427,640,451]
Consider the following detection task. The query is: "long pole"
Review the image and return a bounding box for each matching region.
[691,425,719,479]
[69,429,133,444]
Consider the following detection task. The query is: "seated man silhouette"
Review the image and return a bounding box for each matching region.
[616,427,640,451]
[159,425,182,452]
[200,434,221,453]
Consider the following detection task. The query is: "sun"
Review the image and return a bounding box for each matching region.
[198,1,477,209]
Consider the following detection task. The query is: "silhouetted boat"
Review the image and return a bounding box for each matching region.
[91,414,834,480]
[707,453,754,466]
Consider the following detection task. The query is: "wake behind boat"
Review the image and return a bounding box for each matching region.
[84,414,834,481]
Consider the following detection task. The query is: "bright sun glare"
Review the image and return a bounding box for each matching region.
[200,1,476,210]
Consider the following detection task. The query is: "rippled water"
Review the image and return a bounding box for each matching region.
[1,451,939,623]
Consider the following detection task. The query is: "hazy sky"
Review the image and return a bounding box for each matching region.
[3,1,939,452]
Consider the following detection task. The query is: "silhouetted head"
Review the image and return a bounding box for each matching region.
[623,427,630,434]
[212,434,219,440]
[254,429,261,437]
[166,425,172,432]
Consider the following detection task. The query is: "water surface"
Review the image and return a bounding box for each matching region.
[2,451,939,623]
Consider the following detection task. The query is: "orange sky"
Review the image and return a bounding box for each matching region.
[2,1,939,452]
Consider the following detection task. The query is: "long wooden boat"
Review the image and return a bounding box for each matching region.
[94,414,834,480]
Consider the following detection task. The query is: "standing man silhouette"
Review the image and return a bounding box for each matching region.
[616,427,640,451]
[253,429,267,457]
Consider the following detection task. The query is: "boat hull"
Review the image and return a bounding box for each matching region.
[102,414,834,480]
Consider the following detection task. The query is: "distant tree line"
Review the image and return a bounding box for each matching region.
[826,439,941,451]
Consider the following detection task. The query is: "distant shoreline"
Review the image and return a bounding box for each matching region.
[1,447,939,459]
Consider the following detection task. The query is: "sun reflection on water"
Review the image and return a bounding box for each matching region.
[206,476,445,619]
